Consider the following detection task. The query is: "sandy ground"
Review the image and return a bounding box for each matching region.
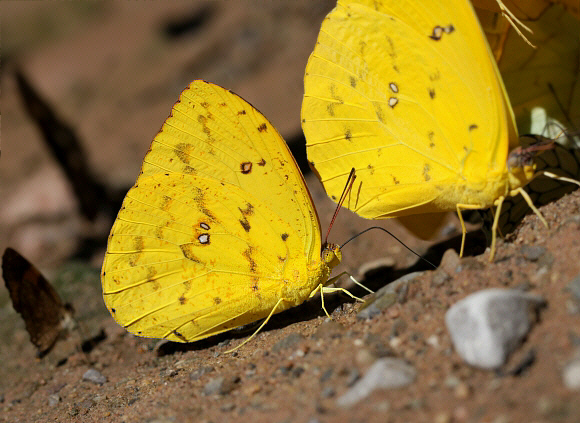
[1,2,580,422]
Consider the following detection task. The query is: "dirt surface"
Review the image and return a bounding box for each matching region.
[1,2,580,422]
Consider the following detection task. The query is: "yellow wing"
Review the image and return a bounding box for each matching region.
[302,0,518,219]
[102,81,334,343]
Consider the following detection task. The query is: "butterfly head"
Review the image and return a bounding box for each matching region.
[507,135,555,188]
[321,242,342,269]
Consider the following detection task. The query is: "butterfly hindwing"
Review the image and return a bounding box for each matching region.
[102,81,333,343]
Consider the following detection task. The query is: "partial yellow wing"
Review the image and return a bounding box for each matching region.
[102,81,336,343]
[302,0,518,219]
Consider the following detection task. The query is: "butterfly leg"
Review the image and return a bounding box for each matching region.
[225,297,288,353]
[456,203,483,257]
[490,196,506,262]
[495,0,535,48]
[309,279,369,319]
[515,171,580,233]
[537,171,580,189]
[309,284,332,318]
[488,206,505,239]
[326,272,374,294]
[514,187,548,228]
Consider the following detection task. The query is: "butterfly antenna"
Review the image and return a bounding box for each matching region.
[547,83,575,130]
[325,168,356,245]
[341,226,437,269]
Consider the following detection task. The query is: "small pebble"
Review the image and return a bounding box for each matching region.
[321,386,335,398]
[203,376,240,396]
[521,245,546,261]
[456,257,484,272]
[453,405,469,421]
[445,288,545,369]
[454,382,470,399]
[434,412,452,423]
[48,394,60,407]
[78,398,96,412]
[432,268,451,287]
[272,333,304,352]
[357,272,424,319]
[440,249,461,275]
[82,369,107,385]
[563,355,580,390]
[568,275,580,301]
[355,348,377,367]
[189,366,215,381]
[336,358,416,407]
[444,375,460,388]
[220,403,236,412]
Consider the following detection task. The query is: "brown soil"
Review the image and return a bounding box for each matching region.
[1,3,579,422]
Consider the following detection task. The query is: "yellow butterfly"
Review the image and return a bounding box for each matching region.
[301,0,579,260]
[101,80,351,346]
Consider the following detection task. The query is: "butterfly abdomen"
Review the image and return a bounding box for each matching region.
[433,174,511,210]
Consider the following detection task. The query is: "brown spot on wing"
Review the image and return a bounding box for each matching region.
[239,219,251,232]
[193,187,217,221]
[429,24,454,41]
[374,104,385,123]
[428,131,435,148]
[181,244,202,262]
[345,129,352,141]
[239,203,254,216]
[243,247,257,272]
[423,164,431,181]
[239,203,254,232]
[198,115,211,137]
[327,84,344,117]
[146,266,160,291]
[241,162,252,174]
[175,143,194,165]
[129,236,145,267]
[257,123,267,132]
[160,195,173,212]
[172,330,187,342]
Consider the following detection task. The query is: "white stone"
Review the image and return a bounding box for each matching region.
[336,358,416,407]
[563,357,580,390]
[445,288,545,369]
